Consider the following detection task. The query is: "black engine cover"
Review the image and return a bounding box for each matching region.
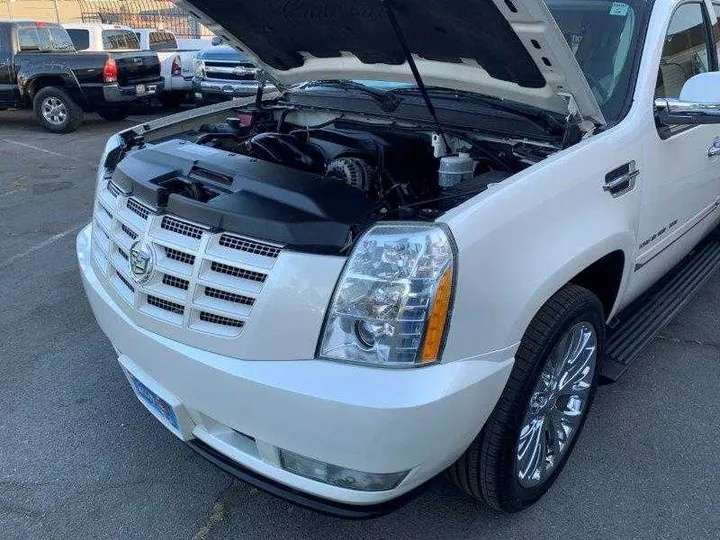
[112,139,376,253]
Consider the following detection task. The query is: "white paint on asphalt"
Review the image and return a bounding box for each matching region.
[0,225,82,270]
[0,139,74,159]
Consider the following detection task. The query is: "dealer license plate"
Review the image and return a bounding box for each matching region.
[129,374,179,430]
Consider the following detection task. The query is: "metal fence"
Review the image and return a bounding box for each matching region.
[78,0,205,38]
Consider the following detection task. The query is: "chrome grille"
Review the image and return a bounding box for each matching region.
[107,181,122,198]
[90,183,282,338]
[210,261,266,283]
[127,198,151,220]
[117,272,135,293]
[205,286,255,306]
[161,216,204,239]
[200,312,245,328]
[219,234,281,258]
[165,247,195,265]
[163,274,190,291]
[147,295,184,315]
[121,224,138,240]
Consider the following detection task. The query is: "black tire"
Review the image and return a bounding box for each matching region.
[447,285,605,512]
[33,86,83,133]
[96,106,130,122]
[159,92,186,108]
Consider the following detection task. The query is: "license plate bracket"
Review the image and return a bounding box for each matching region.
[119,356,195,441]
[130,375,180,430]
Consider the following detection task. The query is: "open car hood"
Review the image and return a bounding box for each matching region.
[176,0,605,126]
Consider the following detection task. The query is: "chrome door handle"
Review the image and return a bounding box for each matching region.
[603,167,639,197]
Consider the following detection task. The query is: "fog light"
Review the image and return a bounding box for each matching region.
[279,449,409,492]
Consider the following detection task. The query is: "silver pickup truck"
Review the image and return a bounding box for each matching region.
[192,45,269,103]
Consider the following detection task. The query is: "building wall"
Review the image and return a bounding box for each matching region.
[2,1,84,23]
[0,0,211,37]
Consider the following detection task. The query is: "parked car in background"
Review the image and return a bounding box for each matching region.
[192,45,269,103]
[0,20,162,132]
[134,28,195,107]
[64,23,140,52]
[176,37,214,50]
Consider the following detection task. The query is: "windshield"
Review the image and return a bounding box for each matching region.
[547,0,648,123]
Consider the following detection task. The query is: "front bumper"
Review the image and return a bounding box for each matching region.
[193,78,273,102]
[103,80,165,102]
[77,224,513,514]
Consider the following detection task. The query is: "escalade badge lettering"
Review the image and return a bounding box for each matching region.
[129,241,155,284]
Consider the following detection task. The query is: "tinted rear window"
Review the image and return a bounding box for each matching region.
[149,31,177,51]
[66,29,90,50]
[102,29,140,50]
[18,27,40,51]
[18,25,74,52]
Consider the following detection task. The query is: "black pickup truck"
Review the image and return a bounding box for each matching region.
[0,21,164,133]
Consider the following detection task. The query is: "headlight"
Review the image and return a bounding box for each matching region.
[319,223,456,367]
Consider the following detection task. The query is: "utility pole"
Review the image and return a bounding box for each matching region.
[6,0,13,21]
[53,0,61,23]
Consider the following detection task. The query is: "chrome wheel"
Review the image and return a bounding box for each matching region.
[41,96,68,126]
[516,322,597,488]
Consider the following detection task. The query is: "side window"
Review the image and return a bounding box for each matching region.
[66,29,90,51]
[656,3,713,98]
[18,28,40,51]
[149,31,177,51]
[36,28,53,51]
[49,27,74,51]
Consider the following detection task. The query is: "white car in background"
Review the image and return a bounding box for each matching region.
[64,23,190,107]
[63,23,140,52]
[134,28,198,107]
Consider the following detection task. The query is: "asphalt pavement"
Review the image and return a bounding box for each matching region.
[1,109,719,540]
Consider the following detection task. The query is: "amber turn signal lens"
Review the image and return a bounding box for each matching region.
[421,267,453,364]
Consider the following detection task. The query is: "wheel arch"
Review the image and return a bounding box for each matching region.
[25,75,68,100]
[512,238,634,346]
[21,69,85,106]
[568,250,626,319]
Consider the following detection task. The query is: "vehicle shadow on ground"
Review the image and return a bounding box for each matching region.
[0,103,184,134]
[192,458,577,540]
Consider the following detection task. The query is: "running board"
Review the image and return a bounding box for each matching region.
[601,239,720,382]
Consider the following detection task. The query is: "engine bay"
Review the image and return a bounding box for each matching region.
[111,106,557,254]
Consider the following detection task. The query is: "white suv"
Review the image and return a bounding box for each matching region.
[77,0,720,516]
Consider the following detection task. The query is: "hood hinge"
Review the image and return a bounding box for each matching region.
[559,91,596,139]
[254,69,286,106]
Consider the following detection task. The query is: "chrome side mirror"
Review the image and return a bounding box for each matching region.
[656,72,720,125]
[655,98,720,125]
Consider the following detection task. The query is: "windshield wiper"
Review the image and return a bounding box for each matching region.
[298,80,401,112]
[390,86,565,133]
